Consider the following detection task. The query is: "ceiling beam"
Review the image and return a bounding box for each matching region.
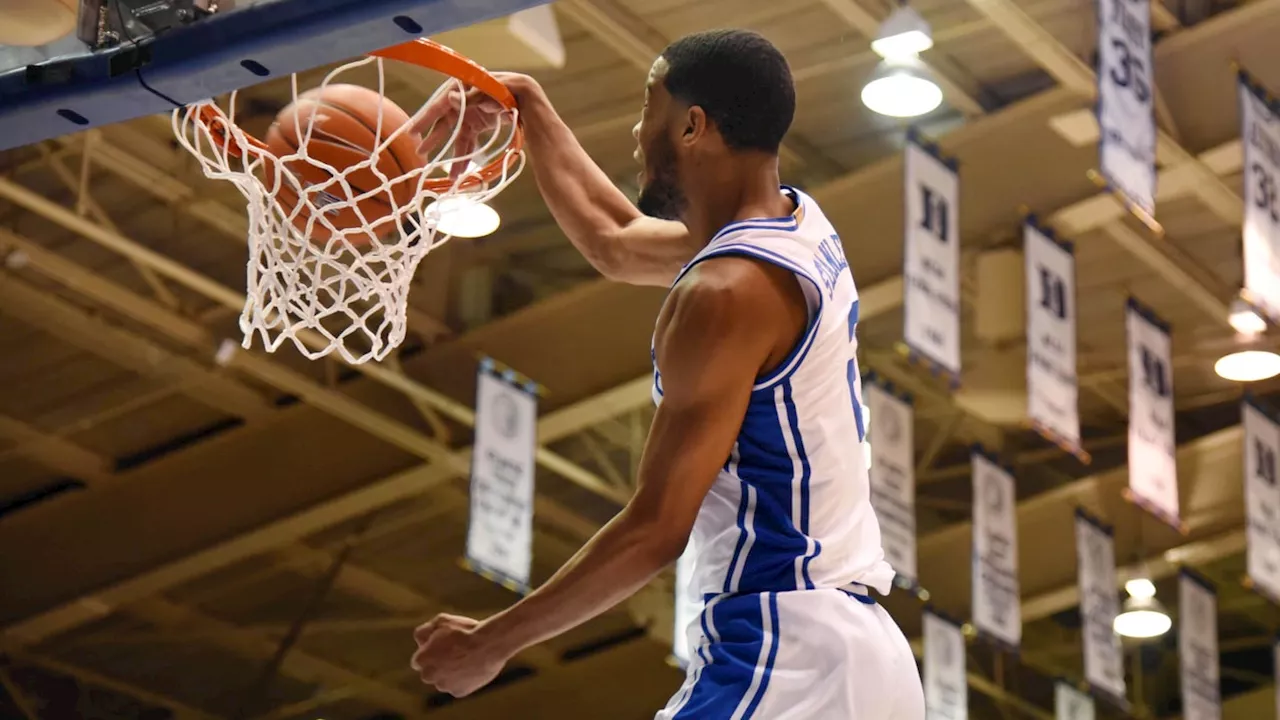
[128,597,428,719]
[0,274,271,423]
[1098,223,1232,323]
[43,138,180,310]
[0,228,225,350]
[1,647,223,720]
[0,413,114,485]
[0,667,40,720]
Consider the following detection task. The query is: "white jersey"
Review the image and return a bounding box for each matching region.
[653,186,895,600]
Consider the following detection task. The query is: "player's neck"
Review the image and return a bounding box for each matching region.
[682,154,790,243]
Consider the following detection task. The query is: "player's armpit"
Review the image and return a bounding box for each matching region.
[597,215,703,287]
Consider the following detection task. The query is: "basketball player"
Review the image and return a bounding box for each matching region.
[411,29,926,718]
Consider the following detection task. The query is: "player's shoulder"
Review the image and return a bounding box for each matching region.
[668,256,797,325]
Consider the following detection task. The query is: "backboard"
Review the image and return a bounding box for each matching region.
[0,0,548,151]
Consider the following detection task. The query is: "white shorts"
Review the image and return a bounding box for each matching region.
[656,585,925,720]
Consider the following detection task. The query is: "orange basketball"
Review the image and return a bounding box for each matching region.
[264,84,426,243]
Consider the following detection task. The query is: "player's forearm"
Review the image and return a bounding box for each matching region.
[511,81,641,277]
[476,507,683,658]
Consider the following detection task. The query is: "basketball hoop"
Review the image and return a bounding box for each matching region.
[173,39,525,364]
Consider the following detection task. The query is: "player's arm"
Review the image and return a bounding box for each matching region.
[472,259,783,657]
[507,76,700,287]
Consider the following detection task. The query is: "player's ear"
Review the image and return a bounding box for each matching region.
[681,105,707,146]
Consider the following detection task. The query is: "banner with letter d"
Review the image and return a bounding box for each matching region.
[903,129,961,382]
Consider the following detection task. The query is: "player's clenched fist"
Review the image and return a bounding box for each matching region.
[410,613,511,697]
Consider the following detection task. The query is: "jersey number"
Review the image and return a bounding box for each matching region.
[846,301,866,442]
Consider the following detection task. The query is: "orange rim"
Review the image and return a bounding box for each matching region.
[194,38,523,193]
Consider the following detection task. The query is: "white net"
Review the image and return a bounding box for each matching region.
[173,54,524,364]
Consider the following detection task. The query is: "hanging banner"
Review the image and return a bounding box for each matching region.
[1179,572,1221,720]
[865,380,918,586]
[903,130,961,382]
[1096,0,1157,218]
[1126,299,1179,528]
[971,448,1020,650]
[1024,219,1084,461]
[465,363,538,592]
[1243,398,1280,603]
[1239,71,1280,323]
[1055,682,1096,720]
[671,540,701,667]
[1075,509,1127,704]
[924,610,967,720]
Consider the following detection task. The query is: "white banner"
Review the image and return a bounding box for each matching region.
[1075,510,1126,702]
[1243,399,1280,603]
[924,611,967,720]
[1179,573,1221,720]
[1097,0,1157,216]
[1024,221,1081,456]
[1240,74,1280,323]
[1055,682,1096,720]
[972,451,1020,649]
[866,381,918,585]
[466,368,537,591]
[672,540,701,667]
[1126,300,1179,526]
[904,136,961,379]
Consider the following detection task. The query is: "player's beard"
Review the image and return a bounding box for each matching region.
[636,135,686,221]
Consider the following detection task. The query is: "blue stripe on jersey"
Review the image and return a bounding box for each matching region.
[732,398,808,592]
[674,593,776,720]
[783,380,820,590]
[740,592,781,719]
[710,219,800,245]
[724,469,751,594]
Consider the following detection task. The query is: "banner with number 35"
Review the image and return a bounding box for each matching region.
[1097,0,1157,217]
[1239,72,1280,323]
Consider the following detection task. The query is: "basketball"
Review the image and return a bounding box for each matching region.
[264,84,427,243]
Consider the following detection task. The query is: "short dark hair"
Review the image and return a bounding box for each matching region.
[660,29,795,153]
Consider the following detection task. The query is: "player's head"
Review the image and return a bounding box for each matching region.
[633,29,796,221]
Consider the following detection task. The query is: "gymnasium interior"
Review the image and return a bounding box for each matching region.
[0,0,1278,718]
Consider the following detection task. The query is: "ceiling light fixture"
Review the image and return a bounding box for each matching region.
[1215,296,1279,382]
[861,62,943,118]
[871,6,935,61]
[862,6,942,119]
[1113,578,1172,639]
[427,197,501,239]
[1215,349,1280,383]
[1228,297,1268,336]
